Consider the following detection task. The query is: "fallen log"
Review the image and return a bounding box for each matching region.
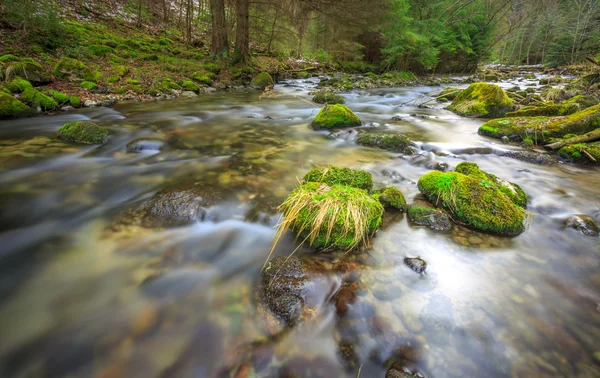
[543,128,600,151]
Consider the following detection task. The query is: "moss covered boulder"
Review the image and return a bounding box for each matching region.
[280,182,384,250]
[312,90,345,104]
[251,72,274,90]
[506,97,597,118]
[454,162,528,207]
[372,187,406,211]
[356,133,410,152]
[4,59,52,86]
[52,58,95,83]
[479,104,600,143]
[57,121,109,144]
[5,78,33,94]
[21,88,58,110]
[0,92,35,119]
[417,170,526,235]
[303,166,373,191]
[311,104,362,129]
[558,141,600,165]
[437,87,463,101]
[447,82,513,118]
[407,205,452,231]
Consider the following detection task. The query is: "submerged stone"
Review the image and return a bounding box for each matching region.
[356,133,411,153]
[56,121,109,144]
[447,82,513,118]
[565,215,599,237]
[303,166,373,191]
[407,205,452,231]
[126,138,165,152]
[311,104,362,129]
[404,257,427,274]
[260,256,308,325]
[494,149,558,165]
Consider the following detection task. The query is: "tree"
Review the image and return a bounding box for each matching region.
[209,0,229,57]
[234,0,250,62]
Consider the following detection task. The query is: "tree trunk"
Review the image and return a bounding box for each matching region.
[544,129,600,151]
[233,0,250,63]
[209,0,229,57]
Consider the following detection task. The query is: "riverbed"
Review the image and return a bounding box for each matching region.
[0,77,599,377]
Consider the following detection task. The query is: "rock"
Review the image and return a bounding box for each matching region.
[52,58,95,82]
[437,87,462,101]
[61,106,75,112]
[311,104,361,130]
[558,141,600,165]
[260,256,308,325]
[447,82,513,118]
[495,149,558,165]
[425,161,448,171]
[56,121,109,144]
[250,72,274,90]
[312,90,345,104]
[501,136,510,144]
[386,362,423,378]
[407,204,452,231]
[126,138,165,153]
[4,59,52,86]
[280,182,383,250]
[372,187,407,211]
[417,169,526,235]
[83,100,98,107]
[404,257,427,274]
[565,215,599,237]
[181,91,198,98]
[0,92,35,119]
[303,166,373,191]
[356,133,411,153]
[391,116,405,121]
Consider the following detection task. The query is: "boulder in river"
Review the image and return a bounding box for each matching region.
[417,169,527,235]
[312,90,345,104]
[505,96,596,118]
[407,205,452,231]
[57,121,109,144]
[303,166,373,191]
[447,82,513,118]
[404,256,427,274]
[565,215,599,237]
[436,87,463,101]
[356,133,411,153]
[311,104,362,129]
[260,256,308,325]
[372,186,407,211]
[557,141,600,165]
[250,72,274,90]
[494,149,558,165]
[126,138,165,152]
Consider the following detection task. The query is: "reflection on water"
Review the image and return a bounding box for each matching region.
[0,78,599,378]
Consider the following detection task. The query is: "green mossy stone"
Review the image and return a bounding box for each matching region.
[506,102,580,117]
[454,162,528,208]
[0,54,21,63]
[5,60,52,86]
[155,78,179,91]
[407,205,452,231]
[5,78,33,94]
[47,90,69,104]
[250,72,274,90]
[447,82,513,118]
[113,65,129,77]
[0,92,35,119]
[192,71,213,85]
[558,142,600,165]
[417,170,526,235]
[57,121,109,144]
[303,166,373,191]
[53,58,95,83]
[87,44,114,57]
[281,182,384,250]
[437,87,462,101]
[312,91,345,104]
[69,96,81,107]
[181,80,200,92]
[21,88,58,110]
[311,104,362,129]
[356,133,410,152]
[81,81,98,90]
[373,187,406,211]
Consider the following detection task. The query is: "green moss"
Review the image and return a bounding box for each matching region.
[0,92,35,119]
[21,88,58,110]
[87,44,114,57]
[438,87,462,101]
[281,182,384,250]
[304,166,373,191]
[312,90,345,104]
[192,72,213,85]
[155,77,179,91]
[311,104,362,129]
[69,96,81,107]
[407,205,436,220]
[80,81,98,90]
[356,133,410,152]
[57,121,109,144]
[0,54,21,63]
[5,60,52,85]
[373,187,406,211]
[181,80,199,92]
[47,90,69,104]
[113,65,129,77]
[158,37,173,46]
[251,72,274,90]
[53,58,95,82]
[5,78,33,94]
[110,87,127,94]
[506,102,580,117]
[558,141,600,165]
[417,170,526,235]
[454,162,528,208]
[202,62,221,73]
[447,82,513,118]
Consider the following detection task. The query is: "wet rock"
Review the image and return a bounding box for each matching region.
[126,138,165,153]
[57,121,109,144]
[501,136,510,144]
[311,104,362,130]
[391,116,406,121]
[495,149,558,165]
[565,215,599,237]
[386,363,425,378]
[357,133,411,153]
[333,282,358,314]
[410,113,429,119]
[425,161,448,171]
[407,205,452,231]
[259,256,311,327]
[373,186,407,211]
[181,90,198,98]
[447,82,513,118]
[404,257,427,274]
[61,106,75,112]
[83,100,98,107]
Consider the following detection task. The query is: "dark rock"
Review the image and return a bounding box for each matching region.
[495,149,557,165]
[404,257,427,274]
[260,256,308,325]
[126,138,165,153]
[407,205,452,231]
[565,215,599,237]
[391,116,406,121]
[425,161,448,171]
[386,363,424,378]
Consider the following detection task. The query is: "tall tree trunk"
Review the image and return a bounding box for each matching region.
[136,0,143,28]
[267,7,279,55]
[210,0,229,57]
[233,0,249,63]
[186,0,193,44]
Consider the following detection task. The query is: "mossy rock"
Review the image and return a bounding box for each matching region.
[0,92,35,119]
[69,96,81,107]
[303,166,373,191]
[372,187,406,211]
[407,205,452,231]
[181,80,200,92]
[80,81,98,90]
[0,54,21,63]
[478,104,600,143]
[312,90,345,104]
[155,77,180,91]
[280,182,384,250]
[454,162,528,207]
[506,102,580,117]
[87,44,114,57]
[192,71,213,85]
[21,88,58,110]
[558,141,600,165]
[5,60,52,86]
[417,170,526,235]
[113,65,129,77]
[437,87,462,101]
[47,90,69,104]
[311,104,361,129]
[250,72,274,90]
[5,78,33,94]
[52,58,95,83]
[356,133,410,152]
[447,82,513,118]
[57,121,109,144]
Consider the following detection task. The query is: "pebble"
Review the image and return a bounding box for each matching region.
[453,236,469,246]
[467,235,483,244]
[84,100,98,107]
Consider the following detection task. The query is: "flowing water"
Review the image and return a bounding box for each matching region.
[0,77,599,378]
